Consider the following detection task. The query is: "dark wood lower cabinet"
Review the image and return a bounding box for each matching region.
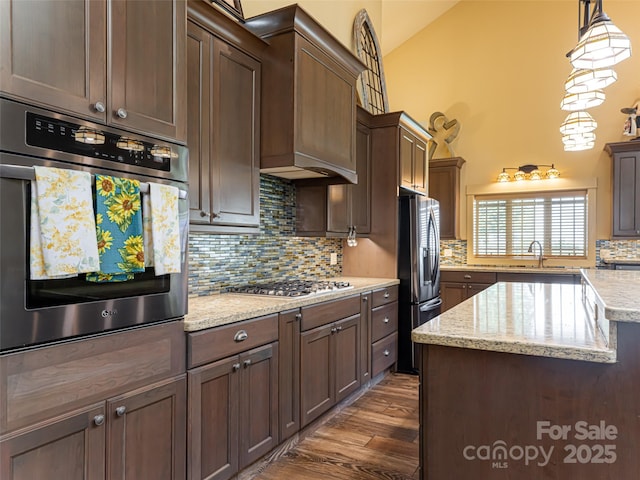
[1,375,186,480]
[187,342,278,480]
[300,314,361,427]
[1,404,105,480]
[278,309,301,441]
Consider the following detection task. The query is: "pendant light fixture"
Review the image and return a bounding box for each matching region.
[564,67,617,94]
[562,132,596,151]
[560,89,605,111]
[569,0,632,69]
[560,111,598,135]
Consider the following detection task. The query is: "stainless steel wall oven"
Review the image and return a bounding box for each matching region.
[0,97,189,352]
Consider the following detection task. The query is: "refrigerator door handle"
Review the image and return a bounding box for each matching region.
[423,247,431,286]
[419,297,443,312]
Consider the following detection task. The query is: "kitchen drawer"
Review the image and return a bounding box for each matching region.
[300,294,361,332]
[371,302,398,343]
[371,285,399,308]
[371,332,397,378]
[187,314,278,368]
[440,270,496,284]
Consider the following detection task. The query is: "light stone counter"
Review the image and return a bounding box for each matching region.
[185,277,399,332]
[412,282,616,363]
[581,269,640,322]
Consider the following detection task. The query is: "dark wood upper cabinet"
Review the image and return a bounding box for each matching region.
[186,2,267,233]
[429,157,465,239]
[245,5,366,184]
[0,0,186,143]
[606,141,640,238]
[296,107,373,237]
[399,123,429,195]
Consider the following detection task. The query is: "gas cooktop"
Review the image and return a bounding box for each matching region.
[228,280,352,297]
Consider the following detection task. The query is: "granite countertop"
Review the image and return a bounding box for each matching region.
[581,269,640,322]
[185,277,399,332]
[412,282,616,363]
[440,264,582,274]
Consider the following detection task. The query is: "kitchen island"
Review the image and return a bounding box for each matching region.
[412,269,640,479]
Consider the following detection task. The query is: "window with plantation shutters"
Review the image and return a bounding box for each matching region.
[473,191,587,258]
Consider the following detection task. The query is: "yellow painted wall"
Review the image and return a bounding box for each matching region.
[242,0,383,53]
[383,1,640,240]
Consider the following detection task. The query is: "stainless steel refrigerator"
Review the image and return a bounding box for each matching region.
[397,194,441,373]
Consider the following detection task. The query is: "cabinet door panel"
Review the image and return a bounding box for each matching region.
[413,138,428,194]
[107,376,186,480]
[613,153,640,237]
[188,358,239,480]
[0,0,105,120]
[334,315,361,403]
[300,325,334,427]
[187,21,212,224]
[110,0,186,141]
[239,343,279,469]
[360,293,372,383]
[400,130,415,189]
[351,120,372,234]
[0,404,105,480]
[278,310,300,441]
[327,184,349,233]
[211,41,261,227]
[441,282,466,313]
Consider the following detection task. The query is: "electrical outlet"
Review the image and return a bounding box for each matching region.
[330,253,338,265]
[444,248,453,257]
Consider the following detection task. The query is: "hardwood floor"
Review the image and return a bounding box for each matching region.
[254,373,420,480]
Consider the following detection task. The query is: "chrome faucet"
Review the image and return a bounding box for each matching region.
[528,240,545,268]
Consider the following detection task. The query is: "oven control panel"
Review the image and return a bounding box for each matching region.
[26,112,172,172]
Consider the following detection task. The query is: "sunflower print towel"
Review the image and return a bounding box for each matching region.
[86,175,145,282]
[30,166,100,279]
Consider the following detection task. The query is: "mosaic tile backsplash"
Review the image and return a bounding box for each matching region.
[188,175,342,296]
[440,239,640,267]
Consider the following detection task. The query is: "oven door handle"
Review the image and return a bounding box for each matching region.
[0,164,188,199]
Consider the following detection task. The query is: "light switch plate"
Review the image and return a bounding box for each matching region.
[330,253,338,265]
[444,248,453,257]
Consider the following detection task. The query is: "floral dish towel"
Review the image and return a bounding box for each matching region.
[30,166,100,280]
[86,175,145,282]
[148,183,181,275]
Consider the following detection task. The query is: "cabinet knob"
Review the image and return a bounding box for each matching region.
[93,414,105,426]
[234,330,248,342]
[362,296,368,302]
[232,363,241,372]
[116,108,128,119]
[93,101,106,113]
[464,274,472,279]
[383,350,390,357]
[468,286,473,290]
[115,406,126,417]
[243,359,252,368]
[211,212,219,219]
[200,210,210,218]
[295,313,302,321]
[336,325,343,332]
[384,291,390,299]
[331,327,337,334]
[383,317,389,324]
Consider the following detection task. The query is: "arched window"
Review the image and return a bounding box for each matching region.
[353,9,388,115]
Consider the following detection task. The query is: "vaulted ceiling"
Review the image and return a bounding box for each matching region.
[380,0,459,55]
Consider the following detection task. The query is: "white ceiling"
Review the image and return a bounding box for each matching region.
[380,0,460,55]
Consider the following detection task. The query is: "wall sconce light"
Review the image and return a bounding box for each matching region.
[497,164,560,183]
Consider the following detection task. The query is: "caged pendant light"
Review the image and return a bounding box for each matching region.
[569,0,632,70]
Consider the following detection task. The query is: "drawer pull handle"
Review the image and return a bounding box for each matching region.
[115,406,126,417]
[93,414,105,426]
[384,292,390,299]
[243,359,252,368]
[383,350,390,357]
[383,317,389,324]
[464,274,472,279]
[234,330,248,342]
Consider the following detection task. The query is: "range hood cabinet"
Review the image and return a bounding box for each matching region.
[245,5,366,184]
